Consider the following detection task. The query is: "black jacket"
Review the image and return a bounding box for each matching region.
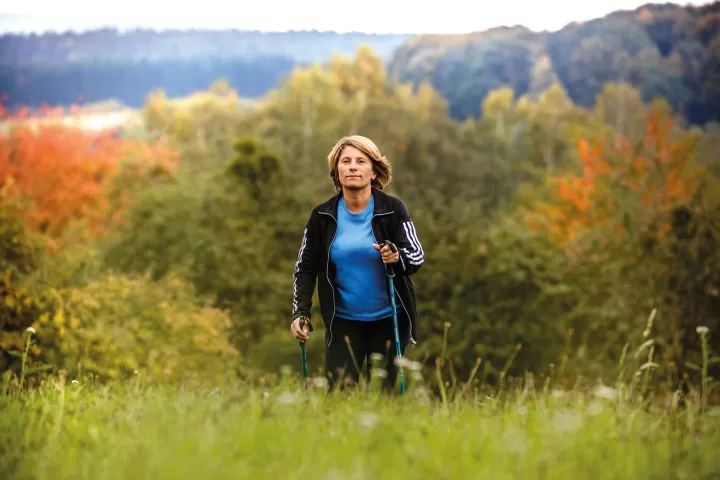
[292,188,424,347]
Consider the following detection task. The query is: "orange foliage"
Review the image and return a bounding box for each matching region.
[531,106,702,247]
[0,102,178,240]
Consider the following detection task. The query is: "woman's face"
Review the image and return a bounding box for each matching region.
[337,145,376,191]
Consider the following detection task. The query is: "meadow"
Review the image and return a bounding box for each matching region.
[2,325,719,479]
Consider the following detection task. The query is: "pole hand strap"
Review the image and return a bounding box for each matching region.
[383,240,397,277]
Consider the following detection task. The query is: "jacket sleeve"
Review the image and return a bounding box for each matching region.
[292,211,320,321]
[391,199,424,276]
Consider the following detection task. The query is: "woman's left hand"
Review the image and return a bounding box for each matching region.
[373,243,399,264]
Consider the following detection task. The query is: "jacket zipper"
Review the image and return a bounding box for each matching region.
[372,212,416,346]
[319,211,338,347]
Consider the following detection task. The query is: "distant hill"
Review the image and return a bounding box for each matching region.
[0,27,413,64]
[388,1,720,125]
[2,3,720,126]
[0,28,413,110]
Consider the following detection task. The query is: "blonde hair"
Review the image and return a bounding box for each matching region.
[327,135,392,193]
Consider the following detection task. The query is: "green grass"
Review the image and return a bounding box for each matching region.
[2,324,719,479]
[2,364,719,480]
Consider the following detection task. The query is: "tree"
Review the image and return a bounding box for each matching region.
[523,99,715,377]
[0,110,178,241]
[530,99,702,247]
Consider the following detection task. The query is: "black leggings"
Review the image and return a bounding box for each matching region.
[324,311,410,391]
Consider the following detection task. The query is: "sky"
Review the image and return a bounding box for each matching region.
[0,0,714,35]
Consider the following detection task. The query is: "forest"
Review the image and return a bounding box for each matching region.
[2,1,720,126]
[2,41,719,391]
[391,1,720,124]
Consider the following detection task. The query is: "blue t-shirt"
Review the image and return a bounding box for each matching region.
[330,195,393,321]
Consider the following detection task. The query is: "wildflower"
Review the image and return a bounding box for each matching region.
[25,326,36,334]
[587,400,604,416]
[393,357,411,368]
[371,368,388,379]
[551,409,583,432]
[357,411,379,430]
[312,376,328,389]
[277,391,296,405]
[696,326,709,335]
[71,380,79,385]
[592,385,618,401]
[503,428,527,453]
[370,353,384,363]
[411,385,431,405]
[407,360,423,372]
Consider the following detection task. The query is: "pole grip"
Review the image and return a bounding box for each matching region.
[298,318,305,345]
[383,240,397,276]
[297,317,312,345]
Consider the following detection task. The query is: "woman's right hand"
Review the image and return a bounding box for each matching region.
[291,317,310,342]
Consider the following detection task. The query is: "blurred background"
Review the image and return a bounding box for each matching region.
[1,1,718,390]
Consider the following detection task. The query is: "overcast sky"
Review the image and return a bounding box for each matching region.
[0,0,713,34]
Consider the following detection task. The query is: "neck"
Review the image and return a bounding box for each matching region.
[342,186,372,214]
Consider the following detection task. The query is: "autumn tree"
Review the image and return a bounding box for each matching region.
[524,98,717,378]
[533,99,702,245]
[0,108,178,242]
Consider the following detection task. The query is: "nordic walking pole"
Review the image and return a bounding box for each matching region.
[298,317,310,389]
[383,240,405,393]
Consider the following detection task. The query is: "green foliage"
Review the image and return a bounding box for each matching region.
[1,174,241,386]
[228,137,286,199]
[517,98,720,381]
[412,215,576,379]
[142,86,255,171]
[94,46,718,388]
[4,36,720,397]
[0,183,51,374]
[0,182,43,276]
[100,136,308,355]
[33,273,240,384]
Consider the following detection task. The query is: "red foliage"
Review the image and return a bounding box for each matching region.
[0,101,178,239]
[531,105,702,246]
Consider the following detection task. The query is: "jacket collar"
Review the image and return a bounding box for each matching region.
[318,187,393,219]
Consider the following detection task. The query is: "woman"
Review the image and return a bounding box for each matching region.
[290,135,424,390]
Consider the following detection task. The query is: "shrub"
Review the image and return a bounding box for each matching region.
[32,273,241,385]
